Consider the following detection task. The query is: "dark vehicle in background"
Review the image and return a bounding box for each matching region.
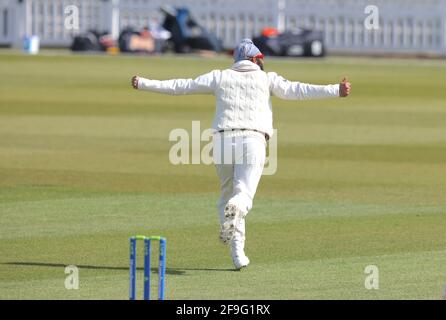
[253,27,326,57]
[161,6,223,53]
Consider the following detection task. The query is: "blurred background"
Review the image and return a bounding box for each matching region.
[1,0,446,57]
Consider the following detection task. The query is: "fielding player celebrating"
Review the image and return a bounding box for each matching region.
[131,39,351,270]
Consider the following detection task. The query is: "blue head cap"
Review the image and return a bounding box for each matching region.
[233,39,262,62]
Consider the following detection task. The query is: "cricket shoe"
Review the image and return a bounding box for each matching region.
[219,204,244,245]
[232,254,250,270]
[231,244,250,270]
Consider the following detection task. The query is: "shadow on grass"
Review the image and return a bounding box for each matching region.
[2,262,236,275]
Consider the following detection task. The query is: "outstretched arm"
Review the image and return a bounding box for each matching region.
[131,70,220,95]
[268,72,351,100]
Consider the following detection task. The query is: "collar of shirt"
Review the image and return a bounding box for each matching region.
[231,60,260,72]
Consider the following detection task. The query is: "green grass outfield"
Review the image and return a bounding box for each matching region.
[0,51,445,299]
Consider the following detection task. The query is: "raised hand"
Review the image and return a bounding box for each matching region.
[131,76,139,89]
[339,77,351,97]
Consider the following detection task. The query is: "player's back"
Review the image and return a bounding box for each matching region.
[212,66,273,136]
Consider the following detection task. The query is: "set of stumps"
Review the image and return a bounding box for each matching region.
[129,235,166,300]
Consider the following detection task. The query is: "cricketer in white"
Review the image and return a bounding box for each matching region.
[131,39,351,270]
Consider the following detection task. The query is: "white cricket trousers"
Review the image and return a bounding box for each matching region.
[213,131,266,231]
